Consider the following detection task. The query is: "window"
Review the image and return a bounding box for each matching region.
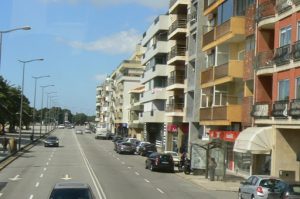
[217,0,233,25]
[278,79,290,100]
[246,35,255,51]
[296,77,300,99]
[298,22,300,40]
[280,26,291,46]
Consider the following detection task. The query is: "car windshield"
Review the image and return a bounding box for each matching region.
[121,143,132,146]
[290,185,300,195]
[47,137,57,140]
[259,179,281,188]
[160,155,171,162]
[50,188,93,199]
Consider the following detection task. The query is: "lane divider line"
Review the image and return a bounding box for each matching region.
[35,182,39,187]
[74,132,107,199]
[40,174,43,178]
[43,168,47,171]
[144,179,150,183]
[156,188,164,194]
[29,194,34,199]
[135,172,140,176]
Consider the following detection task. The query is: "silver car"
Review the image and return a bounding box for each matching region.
[238,175,283,199]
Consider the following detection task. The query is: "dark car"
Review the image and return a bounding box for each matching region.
[112,136,123,142]
[116,142,135,154]
[49,182,95,199]
[145,152,174,172]
[140,143,157,156]
[44,136,59,147]
[268,181,300,199]
[114,140,124,151]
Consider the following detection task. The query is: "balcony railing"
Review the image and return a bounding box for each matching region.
[255,50,274,69]
[168,75,185,86]
[272,100,289,118]
[168,45,186,60]
[199,105,242,122]
[256,0,276,21]
[276,0,292,14]
[274,44,291,66]
[202,29,215,47]
[289,99,300,118]
[216,20,231,39]
[166,103,184,112]
[251,102,271,118]
[169,17,187,35]
[292,40,300,61]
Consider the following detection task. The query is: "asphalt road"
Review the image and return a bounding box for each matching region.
[0,128,237,199]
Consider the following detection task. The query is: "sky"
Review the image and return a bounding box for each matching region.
[0,0,168,116]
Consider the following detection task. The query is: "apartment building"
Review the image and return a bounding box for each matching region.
[166,0,189,154]
[200,0,248,176]
[140,15,169,149]
[95,78,114,132]
[234,0,300,181]
[110,45,144,137]
[128,85,144,140]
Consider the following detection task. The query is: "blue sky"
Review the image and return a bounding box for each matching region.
[0,0,168,115]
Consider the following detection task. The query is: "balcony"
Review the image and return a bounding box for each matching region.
[289,99,300,118]
[141,110,166,123]
[292,40,300,61]
[276,0,292,14]
[204,0,224,16]
[257,0,276,29]
[169,0,188,14]
[130,104,143,111]
[202,17,245,51]
[200,60,244,88]
[255,50,274,70]
[166,75,185,91]
[272,100,289,118]
[251,102,271,119]
[168,16,187,40]
[141,64,167,84]
[199,105,242,125]
[165,103,184,117]
[140,88,167,103]
[274,44,291,66]
[168,45,186,65]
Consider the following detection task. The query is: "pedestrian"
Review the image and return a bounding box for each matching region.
[208,157,217,181]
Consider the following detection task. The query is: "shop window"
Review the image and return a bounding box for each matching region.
[278,79,290,100]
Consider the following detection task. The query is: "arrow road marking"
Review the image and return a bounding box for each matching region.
[61,174,72,180]
[9,175,22,181]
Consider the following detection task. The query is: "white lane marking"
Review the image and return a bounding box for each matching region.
[9,175,22,181]
[156,188,164,194]
[121,162,125,165]
[135,172,140,176]
[29,194,34,199]
[61,174,72,180]
[43,168,47,171]
[116,158,120,160]
[48,158,51,161]
[40,174,43,178]
[0,193,3,197]
[144,179,150,183]
[35,182,39,187]
[46,162,49,165]
[74,132,107,199]
[127,167,131,169]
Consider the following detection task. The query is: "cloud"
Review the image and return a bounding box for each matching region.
[95,74,108,82]
[40,0,168,9]
[57,29,141,54]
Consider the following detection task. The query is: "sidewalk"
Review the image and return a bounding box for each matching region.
[176,171,245,192]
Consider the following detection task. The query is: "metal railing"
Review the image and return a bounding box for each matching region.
[165,103,184,112]
[167,75,185,86]
[169,17,187,35]
[274,44,291,66]
[168,45,186,60]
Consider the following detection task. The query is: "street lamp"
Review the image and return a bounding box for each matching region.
[40,85,54,137]
[31,75,50,141]
[18,58,44,150]
[0,26,31,71]
[46,92,57,133]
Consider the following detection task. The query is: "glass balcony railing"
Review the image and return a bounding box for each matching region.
[167,75,185,86]
[255,50,274,69]
[274,44,291,66]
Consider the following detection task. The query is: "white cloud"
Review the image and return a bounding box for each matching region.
[41,0,168,9]
[95,74,108,82]
[57,29,141,54]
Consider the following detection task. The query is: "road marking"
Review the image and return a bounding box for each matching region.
[135,172,140,176]
[117,158,120,160]
[40,174,43,178]
[46,162,49,165]
[43,168,47,171]
[121,162,125,165]
[127,167,131,169]
[74,132,107,199]
[61,174,72,180]
[0,193,3,197]
[35,182,39,187]
[48,158,51,161]
[156,188,164,194]
[144,179,150,183]
[29,194,33,199]
[9,175,22,181]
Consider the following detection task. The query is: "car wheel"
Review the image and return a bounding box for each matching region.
[238,191,243,199]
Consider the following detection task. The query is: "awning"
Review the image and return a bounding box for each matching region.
[233,127,273,154]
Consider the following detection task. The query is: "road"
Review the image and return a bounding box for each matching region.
[0,128,237,199]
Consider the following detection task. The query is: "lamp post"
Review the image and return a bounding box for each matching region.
[0,26,31,71]
[18,58,44,150]
[46,92,57,133]
[48,96,58,131]
[40,85,54,138]
[31,75,50,141]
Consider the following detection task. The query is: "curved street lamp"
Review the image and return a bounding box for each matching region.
[0,26,31,71]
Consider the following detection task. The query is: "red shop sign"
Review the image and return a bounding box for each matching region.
[209,130,239,142]
[167,124,177,133]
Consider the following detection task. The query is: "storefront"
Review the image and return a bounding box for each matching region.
[167,123,189,153]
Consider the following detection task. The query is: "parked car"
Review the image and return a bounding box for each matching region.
[44,136,59,147]
[238,175,284,199]
[84,129,91,133]
[58,124,65,129]
[136,141,150,153]
[75,130,83,134]
[163,151,180,166]
[112,136,123,142]
[124,138,140,147]
[95,129,111,139]
[116,142,135,154]
[49,182,95,199]
[268,181,300,199]
[114,140,124,151]
[145,152,174,172]
[140,143,157,156]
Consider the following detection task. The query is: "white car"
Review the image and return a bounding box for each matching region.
[75,130,83,134]
[58,124,65,129]
[164,151,180,166]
